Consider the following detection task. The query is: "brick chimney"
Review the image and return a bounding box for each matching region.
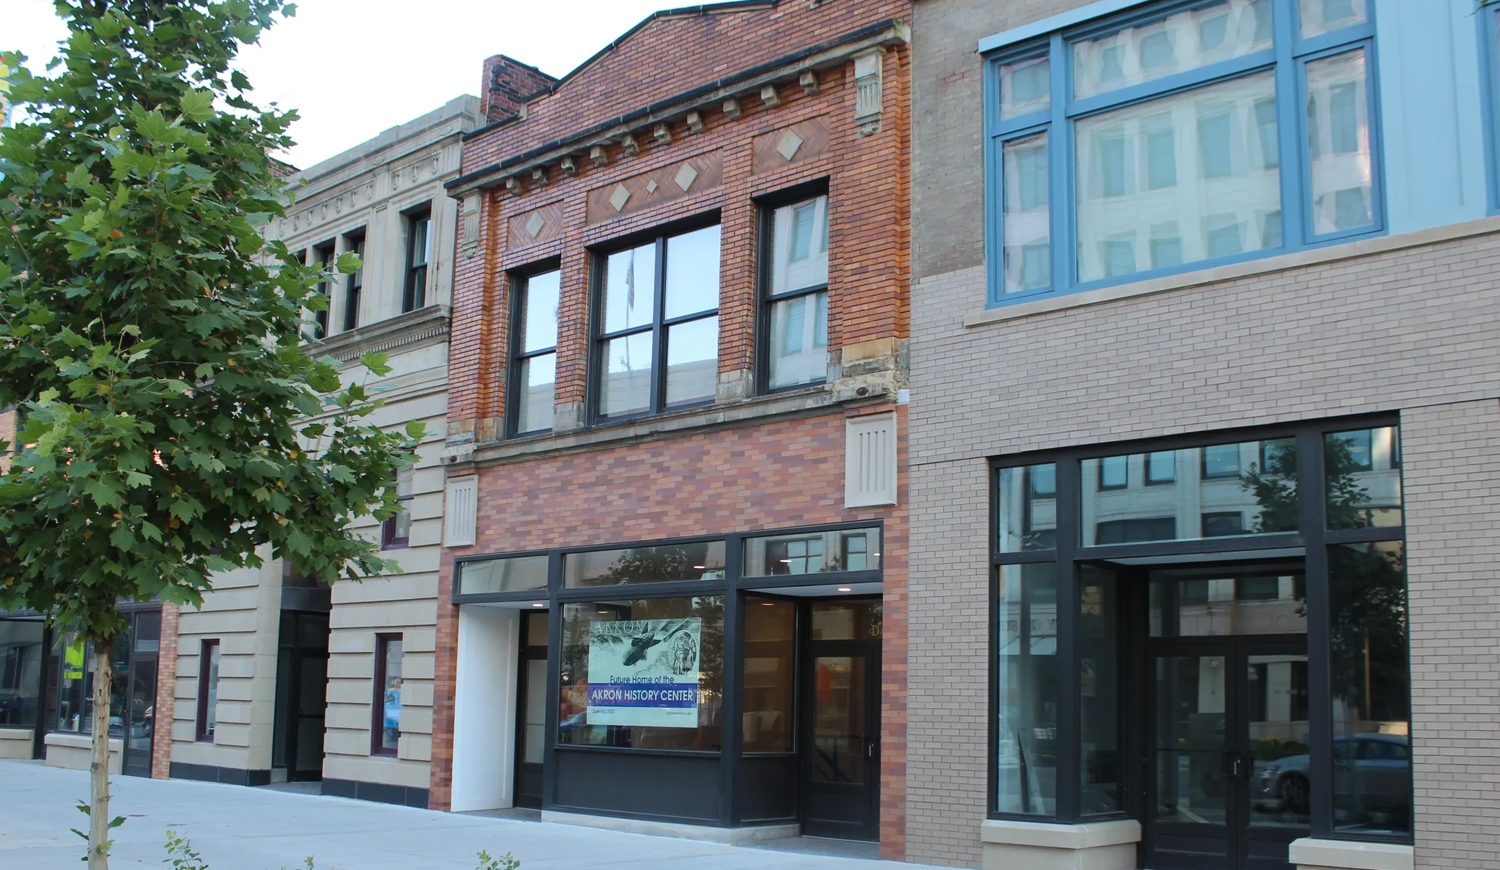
[480,55,556,124]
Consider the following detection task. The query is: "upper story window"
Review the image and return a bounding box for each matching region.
[403,209,432,313]
[762,193,830,391]
[343,229,365,332]
[381,465,414,550]
[511,267,560,436]
[1481,1,1500,212]
[987,0,1379,305]
[311,241,335,339]
[593,223,721,421]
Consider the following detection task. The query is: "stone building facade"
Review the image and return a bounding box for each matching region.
[906,1,1498,869]
[431,0,913,857]
[160,96,480,803]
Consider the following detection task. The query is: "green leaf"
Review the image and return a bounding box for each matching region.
[360,351,391,377]
[124,471,152,488]
[180,88,215,123]
[84,479,124,510]
[65,164,92,190]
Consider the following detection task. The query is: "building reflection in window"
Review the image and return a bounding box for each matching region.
[1329,541,1410,836]
[742,528,881,577]
[1081,438,1297,546]
[995,563,1058,816]
[742,597,794,754]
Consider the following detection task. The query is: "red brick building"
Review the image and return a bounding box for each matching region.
[431,0,912,856]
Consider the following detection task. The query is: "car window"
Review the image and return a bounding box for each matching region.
[1361,738,1408,761]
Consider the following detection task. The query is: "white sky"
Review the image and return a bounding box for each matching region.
[6,0,691,168]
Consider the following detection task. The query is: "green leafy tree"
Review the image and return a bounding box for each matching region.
[0,3,420,867]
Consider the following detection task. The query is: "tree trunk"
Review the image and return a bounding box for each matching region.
[89,640,112,870]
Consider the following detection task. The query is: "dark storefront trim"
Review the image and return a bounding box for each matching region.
[322,777,430,809]
[988,414,1412,860]
[452,520,886,832]
[170,762,273,788]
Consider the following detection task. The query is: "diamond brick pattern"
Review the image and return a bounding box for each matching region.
[776,130,804,161]
[506,200,565,251]
[583,152,724,225]
[752,117,830,174]
[608,184,630,212]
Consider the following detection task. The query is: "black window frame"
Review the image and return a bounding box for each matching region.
[372,633,403,757]
[1200,442,1242,479]
[589,213,722,423]
[988,414,1411,846]
[380,465,414,550]
[1096,454,1129,490]
[508,260,562,438]
[1201,510,1246,538]
[402,207,433,314]
[755,180,831,395]
[195,638,220,743]
[1145,450,1176,485]
[310,241,336,339]
[342,228,366,332]
[447,518,887,822]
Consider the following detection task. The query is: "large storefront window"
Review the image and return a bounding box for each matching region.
[452,522,887,834]
[1329,541,1409,836]
[0,619,45,728]
[995,563,1058,816]
[743,596,794,753]
[558,595,724,751]
[991,419,1411,855]
[1079,565,1120,815]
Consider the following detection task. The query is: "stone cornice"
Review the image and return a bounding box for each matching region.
[443,385,895,471]
[303,304,451,365]
[445,19,909,198]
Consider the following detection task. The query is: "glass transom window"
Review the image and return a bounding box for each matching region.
[987,0,1380,304]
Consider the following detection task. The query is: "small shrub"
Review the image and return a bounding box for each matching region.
[163,833,516,869]
[165,832,209,870]
[477,851,521,870]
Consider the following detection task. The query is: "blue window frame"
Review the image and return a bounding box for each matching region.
[984,0,1382,307]
[1479,0,1500,214]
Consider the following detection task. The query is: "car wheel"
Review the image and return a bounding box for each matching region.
[1279,773,1310,814]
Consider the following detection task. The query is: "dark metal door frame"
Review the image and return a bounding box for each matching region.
[514,609,547,808]
[799,635,881,840]
[1144,634,1308,870]
[276,611,329,782]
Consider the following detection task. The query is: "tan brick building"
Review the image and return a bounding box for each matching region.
[431,1,913,856]
[906,1,1499,869]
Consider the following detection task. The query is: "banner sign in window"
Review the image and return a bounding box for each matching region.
[586,617,701,728]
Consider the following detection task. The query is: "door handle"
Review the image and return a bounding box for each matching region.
[1221,751,1249,779]
[864,737,878,759]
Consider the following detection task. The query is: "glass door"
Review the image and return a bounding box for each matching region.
[1146,639,1308,870]
[122,611,160,778]
[514,610,548,808]
[272,611,329,782]
[802,646,879,840]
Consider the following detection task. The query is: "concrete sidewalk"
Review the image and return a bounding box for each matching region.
[0,761,945,870]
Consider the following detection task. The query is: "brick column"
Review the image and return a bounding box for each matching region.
[1401,399,1500,869]
[151,603,180,779]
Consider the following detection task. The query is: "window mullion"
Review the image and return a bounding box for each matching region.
[1274,0,1308,249]
[1050,32,1071,295]
[651,238,668,413]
